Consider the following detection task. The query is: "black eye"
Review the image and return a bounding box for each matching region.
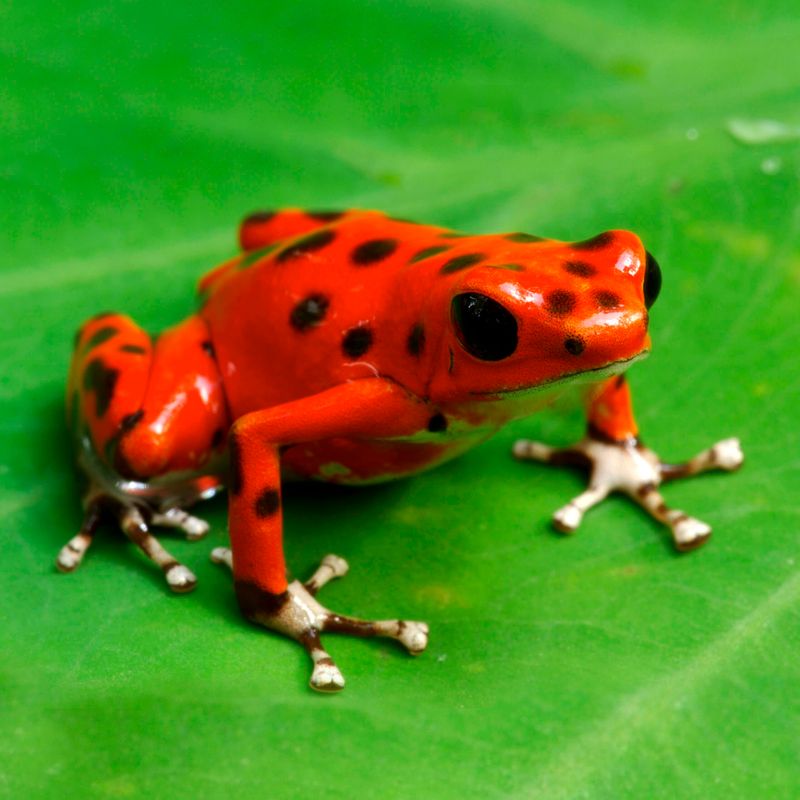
[644,251,662,309]
[451,293,518,361]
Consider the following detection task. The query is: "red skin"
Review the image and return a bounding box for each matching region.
[69,209,650,597]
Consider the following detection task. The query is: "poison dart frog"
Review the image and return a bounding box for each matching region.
[61,208,743,692]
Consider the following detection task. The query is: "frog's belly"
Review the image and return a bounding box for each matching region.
[280,434,488,485]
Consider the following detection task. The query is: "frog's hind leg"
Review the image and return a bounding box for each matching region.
[63,312,227,591]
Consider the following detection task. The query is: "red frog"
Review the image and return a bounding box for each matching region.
[61,209,743,691]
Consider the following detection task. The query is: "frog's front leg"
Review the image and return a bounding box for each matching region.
[513,375,743,551]
[215,378,432,692]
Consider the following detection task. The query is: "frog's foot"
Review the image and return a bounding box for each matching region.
[56,497,198,593]
[513,435,743,552]
[211,549,429,693]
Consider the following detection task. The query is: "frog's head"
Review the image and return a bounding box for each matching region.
[427,230,659,402]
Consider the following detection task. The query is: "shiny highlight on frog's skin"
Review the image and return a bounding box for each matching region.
[61,207,743,692]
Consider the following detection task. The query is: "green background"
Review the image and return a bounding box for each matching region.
[2,1,798,797]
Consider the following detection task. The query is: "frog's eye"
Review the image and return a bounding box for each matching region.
[451,292,518,361]
[644,251,662,309]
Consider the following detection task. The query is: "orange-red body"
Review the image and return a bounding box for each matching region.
[68,209,654,595]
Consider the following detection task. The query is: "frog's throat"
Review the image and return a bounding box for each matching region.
[468,350,650,399]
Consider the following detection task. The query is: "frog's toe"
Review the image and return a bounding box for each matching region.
[712,438,744,472]
[397,621,429,655]
[310,657,346,693]
[660,437,745,481]
[552,503,583,534]
[304,553,349,595]
[151,508,210,541]
[56,532,93,572]
[672,516,712,552]
[164,563,198,593]
[210,546,233,568]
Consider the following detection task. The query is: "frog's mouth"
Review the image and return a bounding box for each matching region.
[468,350,649,398]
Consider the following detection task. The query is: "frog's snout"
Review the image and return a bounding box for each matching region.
[643,251,662,309]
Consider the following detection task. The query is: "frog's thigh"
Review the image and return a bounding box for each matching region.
[116,317,227,479]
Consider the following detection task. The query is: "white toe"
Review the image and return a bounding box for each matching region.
[321,554,349,578]
[310,661,345,692]
[714,438,744,471]
[553,504,582,533]
[512,439,550,461]
[184,517,209,540]
[512,439,530,458]
[399,621,429,654]
[56,547,80,572]
[673,517,712,550]
[210,547,232,568]
[166,564,197,592]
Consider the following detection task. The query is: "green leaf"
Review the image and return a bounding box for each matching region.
[1,2,798,798]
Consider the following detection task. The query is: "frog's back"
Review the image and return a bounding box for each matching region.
[198,209,466,417]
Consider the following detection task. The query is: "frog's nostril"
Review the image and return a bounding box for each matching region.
[644,251,662,309]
